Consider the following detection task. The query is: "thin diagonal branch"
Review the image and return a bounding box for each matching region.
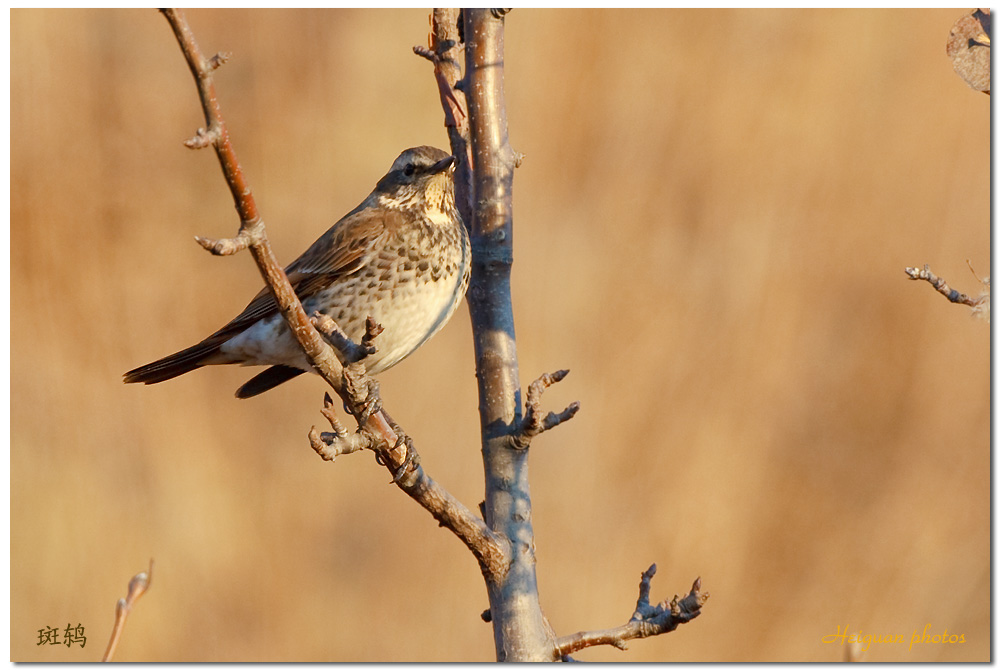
[160,9,343,394]
[553,566,709,657]
[417,9,473,223]
[159,8,507,577]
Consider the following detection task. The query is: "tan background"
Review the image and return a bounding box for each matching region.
[11,9,989,662]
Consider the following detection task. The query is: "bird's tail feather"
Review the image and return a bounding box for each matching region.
[123,339,222,385]
[235,365,306,399]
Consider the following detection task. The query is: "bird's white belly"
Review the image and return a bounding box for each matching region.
[219,270,465,374]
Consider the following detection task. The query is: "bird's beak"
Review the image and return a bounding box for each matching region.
[430,155,456,174]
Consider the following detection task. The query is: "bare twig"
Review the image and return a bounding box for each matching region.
[417,9,472,222]
[553,566,708,658]
[512,370,580,450]
[905,264,979,306]
[194,232,251,256]
[905,263,990,321]
[159,8,507,576]
[311,313,380,366]
[309,393,373,462]
[413,44,436,62]
[101,560,153,662]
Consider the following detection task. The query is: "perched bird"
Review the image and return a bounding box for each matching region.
[124,145,470,398]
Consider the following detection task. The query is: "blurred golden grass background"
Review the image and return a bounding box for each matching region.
[11,8,989,662]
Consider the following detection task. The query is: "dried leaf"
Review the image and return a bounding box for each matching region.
[946,9,990,94]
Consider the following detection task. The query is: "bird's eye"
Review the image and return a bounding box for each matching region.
[402,163,416,177]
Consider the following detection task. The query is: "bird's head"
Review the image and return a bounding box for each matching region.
[374,146,457,217]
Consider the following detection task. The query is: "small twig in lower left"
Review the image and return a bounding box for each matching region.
[101,559,153,662]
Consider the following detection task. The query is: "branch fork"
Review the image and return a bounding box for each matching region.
[308,393,374,462]
[512,369,580,450]
[631,567,707,634]
[194,229,255,256]
[552,565,708,658]
[304,314,419,480]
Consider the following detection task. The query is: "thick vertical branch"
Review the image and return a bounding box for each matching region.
[463,8,552,662]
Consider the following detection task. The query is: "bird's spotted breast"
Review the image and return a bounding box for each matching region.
[219,219,468,375]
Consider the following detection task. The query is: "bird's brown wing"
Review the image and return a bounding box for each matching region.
[123,207,392,385]
[202,206,392,345]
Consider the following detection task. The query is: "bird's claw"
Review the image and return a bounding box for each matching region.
[374,431,419,483]
[355,379,382,425]
[390,433,419,483]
